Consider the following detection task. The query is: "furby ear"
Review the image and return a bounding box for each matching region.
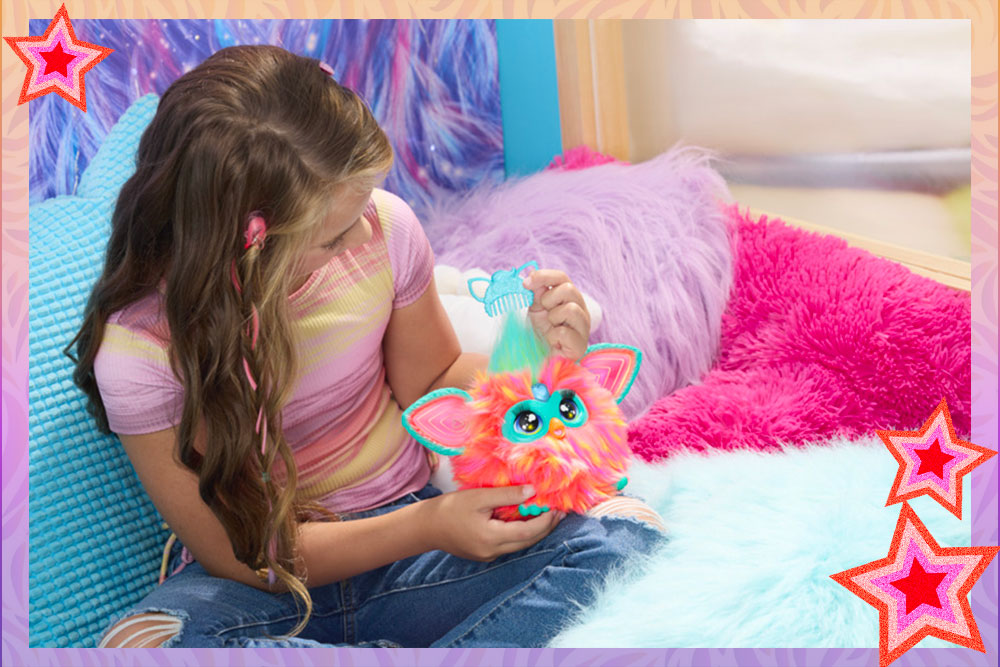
[401,388,474,456]
[578,344,642,404]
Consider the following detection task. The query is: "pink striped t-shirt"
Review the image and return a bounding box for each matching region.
[93,188,436,513]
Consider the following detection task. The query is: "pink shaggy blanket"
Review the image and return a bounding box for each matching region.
[628,207,972,461]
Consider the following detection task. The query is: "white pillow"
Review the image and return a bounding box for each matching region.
[433,265,604,357]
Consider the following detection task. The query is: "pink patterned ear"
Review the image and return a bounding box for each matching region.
[578,344,642,404]
[401,389,474,456]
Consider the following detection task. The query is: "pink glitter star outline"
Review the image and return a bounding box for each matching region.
[831,503,998,667]
[4,4,113,112]
[878,397,996,519]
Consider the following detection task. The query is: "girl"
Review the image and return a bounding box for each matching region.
[73,44,666,649]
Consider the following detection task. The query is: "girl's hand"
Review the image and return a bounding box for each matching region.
[421,485,565,562]
[523,269,592,361]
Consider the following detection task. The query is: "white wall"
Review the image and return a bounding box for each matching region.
[622,20,971,161]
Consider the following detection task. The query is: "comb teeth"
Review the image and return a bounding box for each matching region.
[488,291,534,317]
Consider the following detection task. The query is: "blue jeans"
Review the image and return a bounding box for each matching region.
[101,483,667,648]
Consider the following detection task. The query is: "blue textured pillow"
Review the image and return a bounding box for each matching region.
[28,94,165,647]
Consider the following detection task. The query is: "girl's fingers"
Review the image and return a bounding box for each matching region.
[525,270,574,311]
[476,485,535,511]
[527,284,589,336]
[546,302,590,336]
[521,267,590,359]
[495,511,564,551]
[523,268,570,293]
[531,281,586,313]
[544,324,587,360]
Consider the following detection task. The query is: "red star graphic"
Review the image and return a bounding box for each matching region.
[890,557,947,615]
[830,503,998,667]
[3,4,113,112]
[913,439,954,479]
[878,397,996,518]
[41,41,77,76]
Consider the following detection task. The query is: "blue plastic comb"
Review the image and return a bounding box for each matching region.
[468,261,538,318]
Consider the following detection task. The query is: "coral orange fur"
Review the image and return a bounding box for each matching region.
[450,356,632,520]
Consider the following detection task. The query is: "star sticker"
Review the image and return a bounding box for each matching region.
[878,397,996,519]
[890,557,947,614]
[4,4,113,112]
[830,503,998,667]
[913,439,954,478]
[41,41,77,76]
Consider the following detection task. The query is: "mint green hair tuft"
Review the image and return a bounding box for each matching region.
[488,312,550,376]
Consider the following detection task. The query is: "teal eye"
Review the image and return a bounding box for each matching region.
[514,411,540,434]
[502,401,550,443]
[556,392,587,427]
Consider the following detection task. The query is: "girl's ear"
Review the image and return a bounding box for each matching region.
[578,344,642,404]
[401,388,473,456]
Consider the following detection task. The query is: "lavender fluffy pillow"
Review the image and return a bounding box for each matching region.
[421,146,734,420]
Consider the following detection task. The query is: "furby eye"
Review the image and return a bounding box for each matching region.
[559,397,579,420]
[514,411,540,434]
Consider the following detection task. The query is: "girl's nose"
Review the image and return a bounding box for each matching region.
[549,418,566,439]
[345,218,372,251]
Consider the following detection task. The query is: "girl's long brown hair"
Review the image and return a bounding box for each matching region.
[67,45,393,637]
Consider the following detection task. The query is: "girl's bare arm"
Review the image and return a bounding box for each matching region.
[381,275,487,408]
[119,427,435,592]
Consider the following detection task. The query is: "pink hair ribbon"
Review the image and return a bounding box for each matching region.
[232,212,270,458]
[243,212,267,250]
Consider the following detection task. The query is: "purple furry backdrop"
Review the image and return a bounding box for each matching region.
[421,147,735,421]
[27,19,504,220]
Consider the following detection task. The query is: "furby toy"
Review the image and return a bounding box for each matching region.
[402,261,641,520]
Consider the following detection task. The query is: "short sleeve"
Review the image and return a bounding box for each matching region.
[93,322,184,435]
[374,189,435,309]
